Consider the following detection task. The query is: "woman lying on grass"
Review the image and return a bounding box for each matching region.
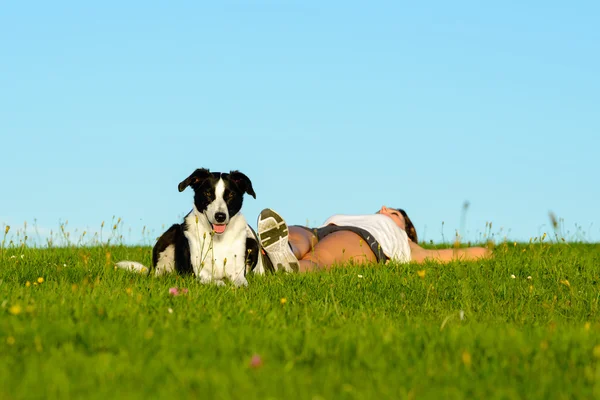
[256,207,491,273]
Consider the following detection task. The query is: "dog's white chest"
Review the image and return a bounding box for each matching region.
[184,211,247,285]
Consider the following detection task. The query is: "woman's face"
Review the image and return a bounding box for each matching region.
[377,206,406,230]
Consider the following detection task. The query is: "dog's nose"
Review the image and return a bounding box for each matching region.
[214,212,227,223]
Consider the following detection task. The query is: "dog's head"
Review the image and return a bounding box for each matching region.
[178,168,256,235]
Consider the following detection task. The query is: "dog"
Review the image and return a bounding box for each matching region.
[116,168,265,286]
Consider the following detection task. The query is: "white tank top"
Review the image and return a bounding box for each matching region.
[319,214,411,263]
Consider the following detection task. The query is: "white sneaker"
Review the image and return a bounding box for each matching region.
[257,209,299,273]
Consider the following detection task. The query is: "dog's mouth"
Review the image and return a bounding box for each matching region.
[212,224,227,234]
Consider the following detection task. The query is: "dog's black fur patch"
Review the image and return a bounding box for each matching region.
[152,224,193,275]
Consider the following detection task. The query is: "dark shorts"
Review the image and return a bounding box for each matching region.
[294,225,388,263]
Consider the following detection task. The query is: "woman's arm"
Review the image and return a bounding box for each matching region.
[408,241,491,263]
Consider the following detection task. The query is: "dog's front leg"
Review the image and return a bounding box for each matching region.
[227,254,248,287]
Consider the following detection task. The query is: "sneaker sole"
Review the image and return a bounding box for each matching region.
[257,209,299,273]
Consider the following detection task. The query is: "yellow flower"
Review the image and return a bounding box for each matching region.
[461,350,472,367]
[37,277,44,284]
[593,345,600,359]
[280,298,287,305]
[585,322,591,331]
[8,305,22,315]
[560,279,570,288]
[417,270,426,279]
[25,281,31,287]
[126,287,133,295]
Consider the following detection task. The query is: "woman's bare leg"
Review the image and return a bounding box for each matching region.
[288,226,318,259]
[297,231,378,272]
[259,209,376,273]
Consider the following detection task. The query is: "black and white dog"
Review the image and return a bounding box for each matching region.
[116,168,265,286]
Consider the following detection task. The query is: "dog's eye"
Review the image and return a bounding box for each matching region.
[204,190,213,197]
[227,192,235,200]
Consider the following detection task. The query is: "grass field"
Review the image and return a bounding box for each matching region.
[1,239,600,399]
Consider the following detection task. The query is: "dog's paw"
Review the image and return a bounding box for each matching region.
[199,274,226,287]
[232,275,249,287]
[198,274,214,285]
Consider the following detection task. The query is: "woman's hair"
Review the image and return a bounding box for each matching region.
[395,208,418,243]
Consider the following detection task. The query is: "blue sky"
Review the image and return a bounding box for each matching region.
[1,1,598,246]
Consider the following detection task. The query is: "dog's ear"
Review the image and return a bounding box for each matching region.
[178,168,211,192]
[229,170,256,199]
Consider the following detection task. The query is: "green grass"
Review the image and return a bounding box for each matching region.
[1,241,600,399]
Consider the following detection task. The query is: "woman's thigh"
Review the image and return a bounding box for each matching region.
[300,230,378,268]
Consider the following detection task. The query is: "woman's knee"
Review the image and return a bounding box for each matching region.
[289,226,317,259]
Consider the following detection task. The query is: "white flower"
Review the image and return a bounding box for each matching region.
[511,274,516,279]
[20,255,24,259]
[168,308,173,314]
[357,275,364,278]
[527,276,532,280]
[459,310,465,321]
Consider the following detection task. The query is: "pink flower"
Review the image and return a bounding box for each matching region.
[169,287,189,296]
[249,354,263,369]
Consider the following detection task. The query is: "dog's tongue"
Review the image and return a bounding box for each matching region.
[212,224,226,234]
